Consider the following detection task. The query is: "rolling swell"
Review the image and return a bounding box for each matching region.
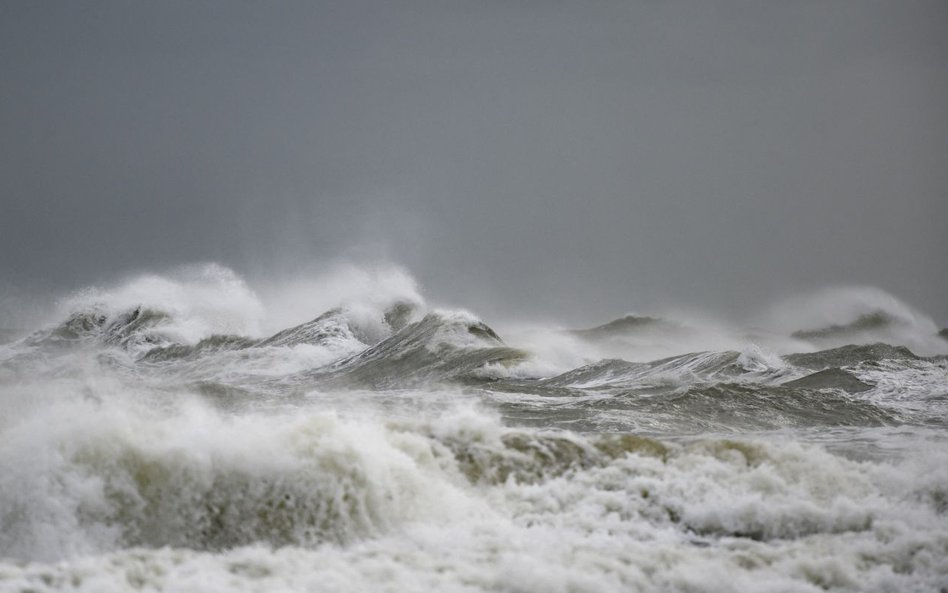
[302,311,527,389]
[5,300,941,431]
[588,383,896,431]
[543,351,748,389]
[791,310,902,341]
[569,315,689,343]
[489,341,938,431]
[784,342,919,370]
[139,334,257,363]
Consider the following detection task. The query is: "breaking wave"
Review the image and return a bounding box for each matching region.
[1,264,947,592]
[763,285,946,355]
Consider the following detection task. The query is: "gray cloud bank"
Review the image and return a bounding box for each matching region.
[2,1,946,325]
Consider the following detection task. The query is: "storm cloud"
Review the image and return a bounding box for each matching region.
[2,0,947,325]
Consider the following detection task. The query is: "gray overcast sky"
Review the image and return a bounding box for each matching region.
[2,1,947,325]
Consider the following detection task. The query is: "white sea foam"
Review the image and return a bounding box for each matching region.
[253,262,425,336]
[3,264,948,592]
[760,286,946,356]
[53,263,266,344]
[1,393,946,592]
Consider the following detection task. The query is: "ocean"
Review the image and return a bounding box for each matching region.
[1,264,946,593]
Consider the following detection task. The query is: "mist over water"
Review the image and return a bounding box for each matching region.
[1,262,946,592]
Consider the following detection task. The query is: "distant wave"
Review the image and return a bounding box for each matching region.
[762,286,945,355]
[4,271,945,418]
[569,315,688,340]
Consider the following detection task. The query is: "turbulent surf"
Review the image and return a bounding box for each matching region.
[1,264,946,593]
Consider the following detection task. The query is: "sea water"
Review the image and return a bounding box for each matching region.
[1,264,946,592]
